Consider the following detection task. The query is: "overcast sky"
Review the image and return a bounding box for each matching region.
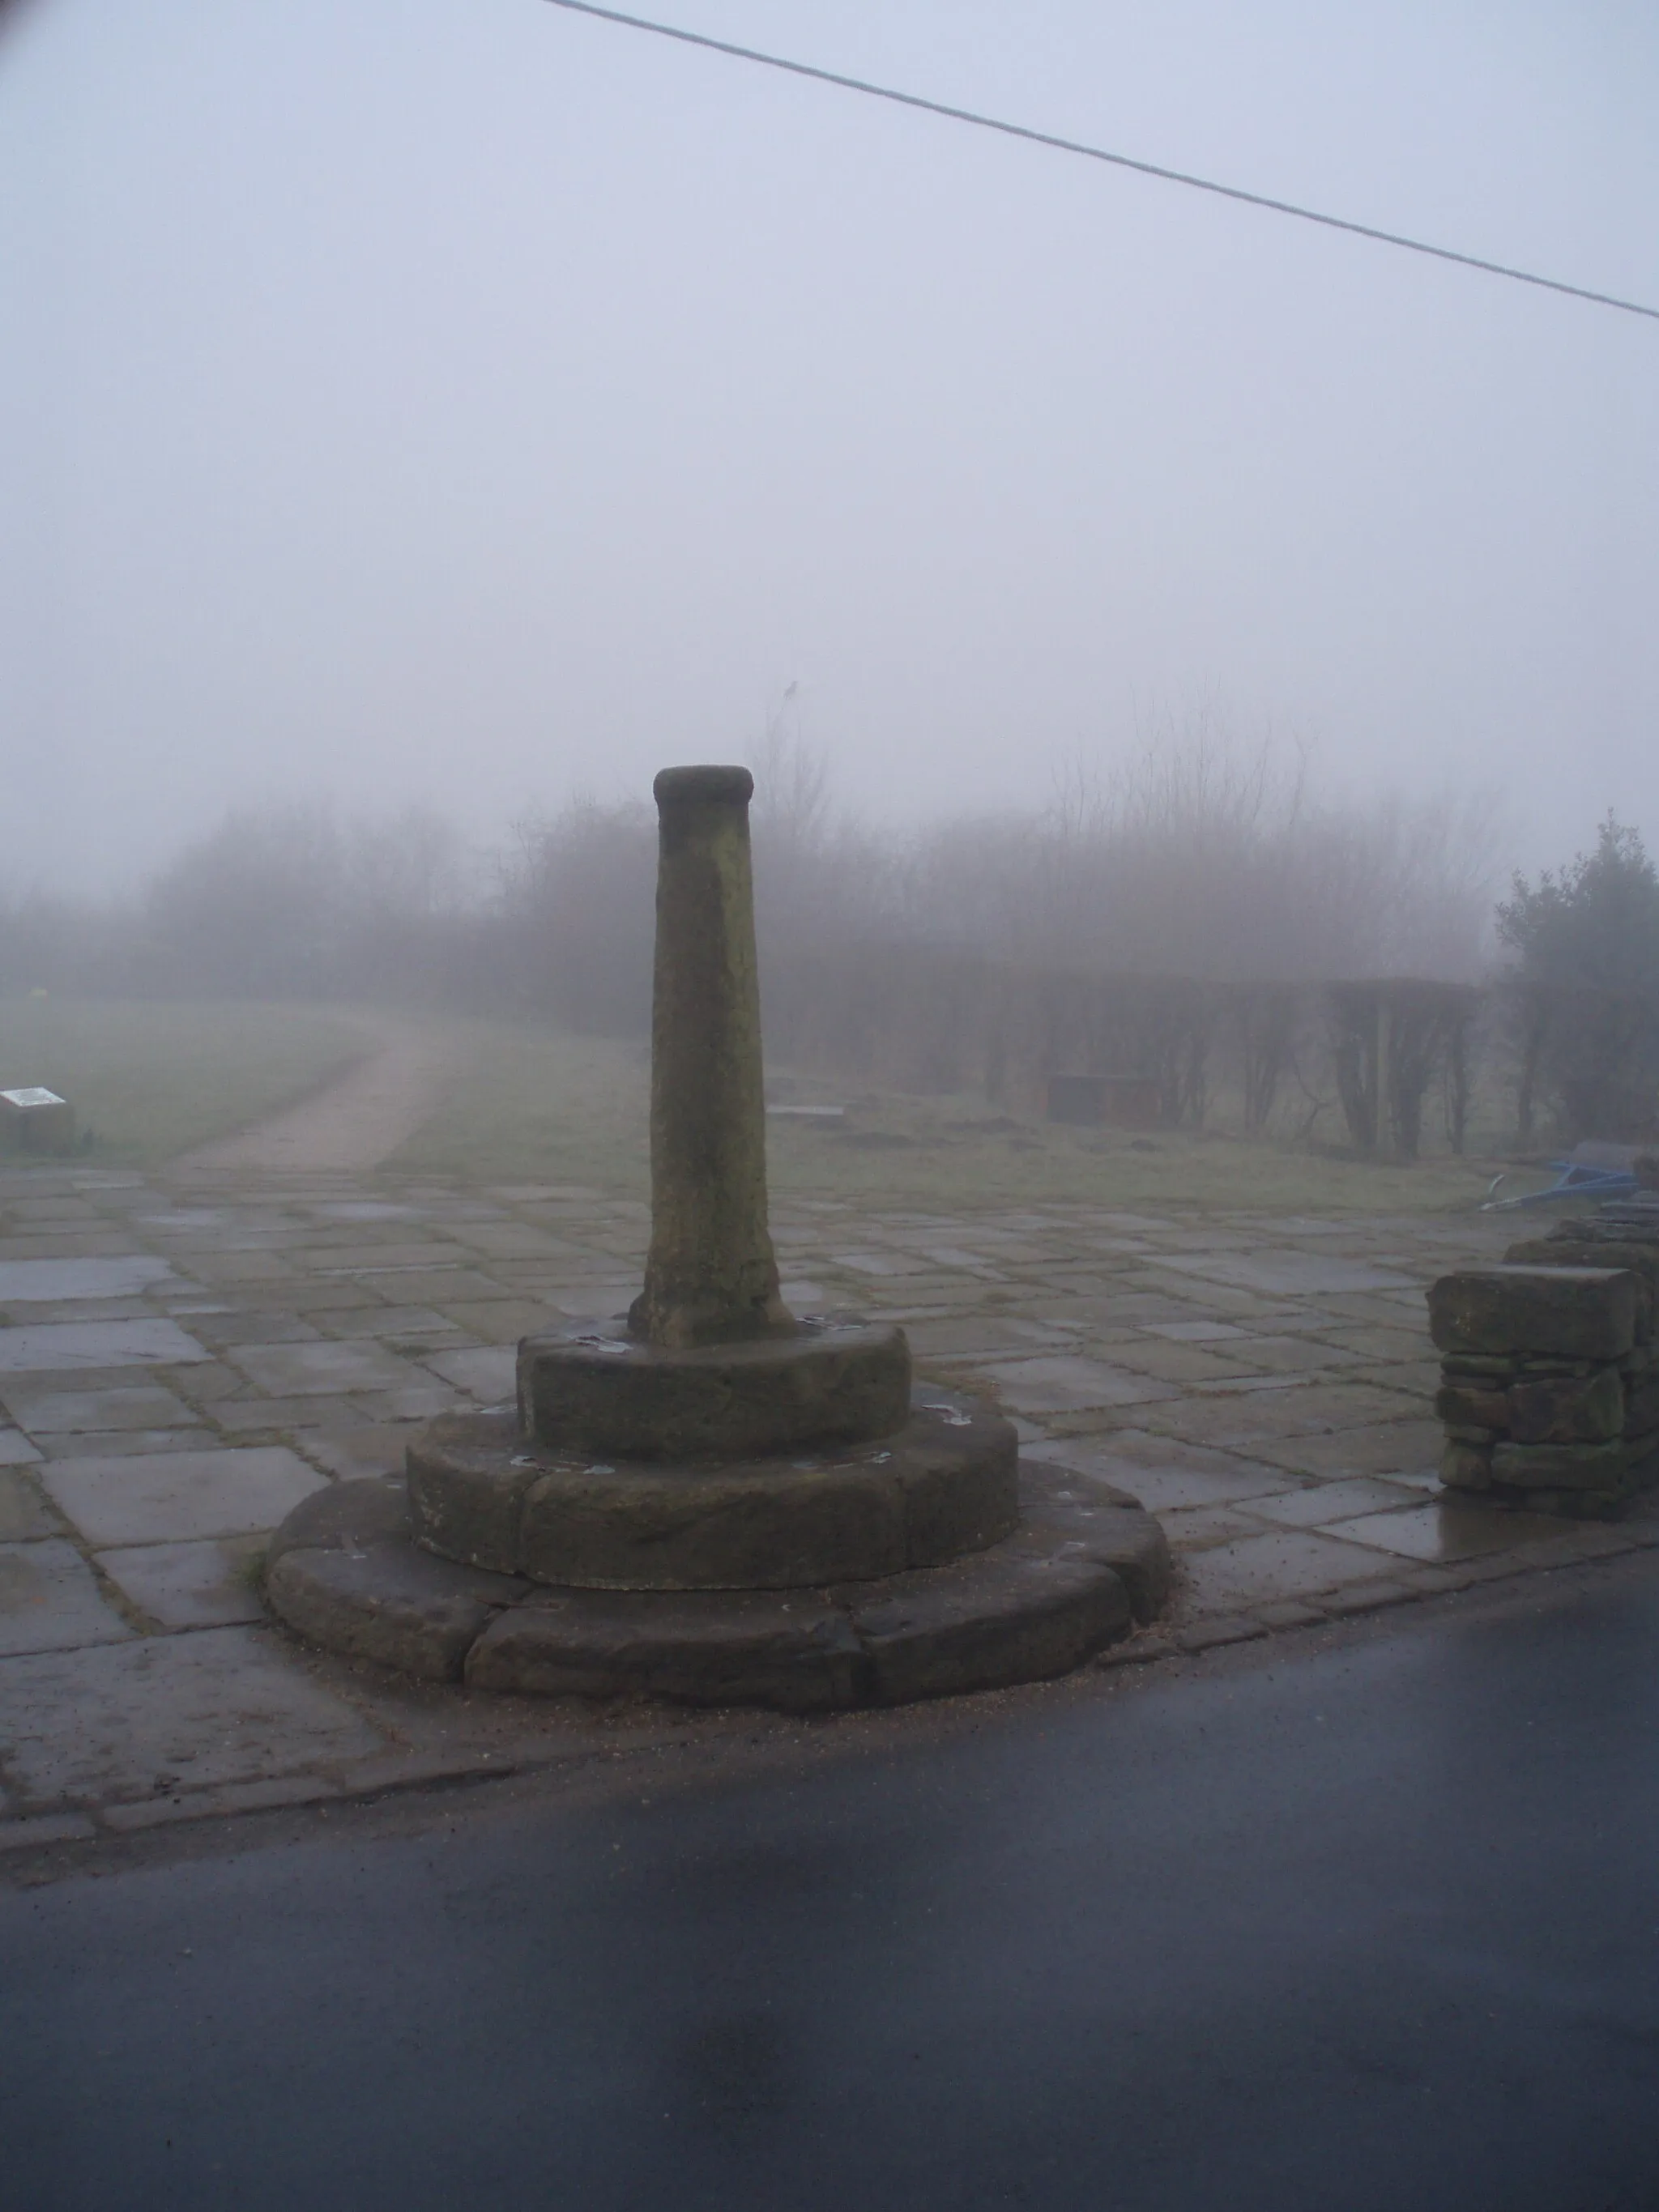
[2,0,1656,893]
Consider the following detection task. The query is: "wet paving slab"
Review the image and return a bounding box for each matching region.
[225,1338,424,1397]
[0,1539,135,1656]
[1316,1497,1571,1563]
[96,1535,271,1629]
[0,1256,180,1301]
[0,1383,203,1434]
[979,1355,1182,1413]
[1180,1526,1415,1608]
[2,1157,1656,1835]
[39,1447,325,1547]
[0,1319,211,1374]
[0,1628,388,1805]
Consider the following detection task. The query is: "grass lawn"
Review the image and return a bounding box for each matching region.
[390,1017,653,1194]
[390,1018,1503,1218]
[0,996,1510,1217]
[0,998,376,1169]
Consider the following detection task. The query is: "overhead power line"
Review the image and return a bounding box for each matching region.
[544,0,1659,325]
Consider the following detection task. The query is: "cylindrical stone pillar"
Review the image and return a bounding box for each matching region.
[628,765,794,1349]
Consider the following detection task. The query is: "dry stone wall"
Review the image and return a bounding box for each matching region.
[1429,1213,1659,1515]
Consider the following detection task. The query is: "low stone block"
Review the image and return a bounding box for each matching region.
[1439,1353,1521,1381]
[1490,1438,1630,1491]
[1505,1238,1659,1339]
[1008,1476,1172,1621]
[1427,1268,1637,1362]
[1440,1440,1494,1491]
[1627,1379,1659,1439]
[266,1477,529,1681]
[407,1396,1019,1592]
[465,1588,868,1711]
[1435,1381,1509,1432]
[847,1555,1129,1704]
[0,1813,97,1852]
[1486,1481,1639,1519]
[406,1409,535,1573]
[897,1396,1024,1565]
[1320,1579,1416,1618]
[519,1455,909,1590]
[266,1471,409,1561]
[517,1316,911,1460]
[1176,1615,1270,1652]
[1507,1365,1625,1445]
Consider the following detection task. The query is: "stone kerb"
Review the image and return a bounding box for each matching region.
[1428,1248,1659,1515]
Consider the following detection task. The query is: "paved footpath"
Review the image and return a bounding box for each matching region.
[2,1159,1655,1850]
[4,1556,1659,2210]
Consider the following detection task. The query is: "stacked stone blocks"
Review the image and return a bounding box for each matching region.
[1430,1219,1659,1515]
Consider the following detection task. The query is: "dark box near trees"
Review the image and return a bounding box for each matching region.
[1046,1074,1163,1130]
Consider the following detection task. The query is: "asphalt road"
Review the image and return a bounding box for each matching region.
[5,1563,1659,2212]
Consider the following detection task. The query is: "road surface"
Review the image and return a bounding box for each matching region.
[4,1559,1658,2211]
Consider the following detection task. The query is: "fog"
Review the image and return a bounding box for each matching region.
[2,0,1657,897]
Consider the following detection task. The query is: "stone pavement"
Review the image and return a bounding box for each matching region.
[3,1161,1653,1854]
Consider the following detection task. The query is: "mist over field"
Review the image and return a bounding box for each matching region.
[4,0,1659,1166]
[2,0,1656,902]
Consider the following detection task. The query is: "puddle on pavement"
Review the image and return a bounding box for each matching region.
[1318,1498,1566,1562]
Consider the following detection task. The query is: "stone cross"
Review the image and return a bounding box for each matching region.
[627,765,795,1349]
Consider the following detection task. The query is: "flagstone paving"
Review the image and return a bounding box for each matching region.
[2,1157,1657,1852]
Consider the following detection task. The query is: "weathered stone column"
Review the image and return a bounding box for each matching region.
[628,765,793,1349]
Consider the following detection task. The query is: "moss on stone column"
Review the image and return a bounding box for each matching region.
[628,765,793,1349]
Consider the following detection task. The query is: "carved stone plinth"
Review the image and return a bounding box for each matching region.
[408,1386,1017,1590]
[266,1457,1170,1711]
[516,1315,911,1461]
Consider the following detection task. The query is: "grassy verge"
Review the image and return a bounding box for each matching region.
[0,998,376,1169]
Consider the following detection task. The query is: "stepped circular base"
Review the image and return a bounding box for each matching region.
[264,1463,1170,1712]
[516,1315,910,1460]
[408,1387,1018,1591]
